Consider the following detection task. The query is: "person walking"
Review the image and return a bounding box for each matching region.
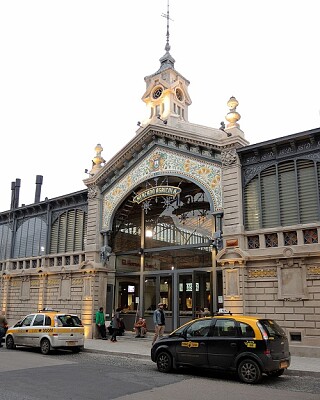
[152,303,165,345]
[95,307,107,340]
[0,310,8,348]
[110,307,122,342]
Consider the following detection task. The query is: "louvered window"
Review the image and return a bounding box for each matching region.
[297,160,318,223]
[261,166,279,227]
[0,223,12,260]
[13,217,47,258]
[50,209,87,254]
[244,176,260,230]
[244,159,320,230]
[278,161,298,226]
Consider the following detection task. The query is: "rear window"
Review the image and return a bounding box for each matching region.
[56,315,83,327]
[259,319,286,338]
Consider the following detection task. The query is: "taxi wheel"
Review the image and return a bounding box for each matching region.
[267,369,285,378]
[156,351,172,373]
[6,335,16,350]
[40,338,51,355]
[237,359,262,384]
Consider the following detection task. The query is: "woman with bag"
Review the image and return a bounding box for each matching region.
[110,307,122,342]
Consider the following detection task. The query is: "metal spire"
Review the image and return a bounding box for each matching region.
[162,0,173,52]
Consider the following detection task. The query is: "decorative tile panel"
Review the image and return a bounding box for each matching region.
[102,148,222,229]
[248,268,277,279]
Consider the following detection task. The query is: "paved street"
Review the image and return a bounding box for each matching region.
[0,347,319,400]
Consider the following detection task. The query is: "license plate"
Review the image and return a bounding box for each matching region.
[280,361,288,369]
[67,341,77,346]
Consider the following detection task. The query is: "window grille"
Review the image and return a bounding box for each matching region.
[283,231,298,246]
[247,235,260,249]
[303,229,318,244]
[265,233,278,247]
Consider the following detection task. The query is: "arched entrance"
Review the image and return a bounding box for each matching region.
[110,176,223,331]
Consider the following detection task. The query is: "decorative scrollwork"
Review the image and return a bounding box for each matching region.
[221,149,237,166]
[88,186,98,199]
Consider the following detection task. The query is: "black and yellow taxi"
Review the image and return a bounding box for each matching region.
[5,308,84,355]
[151,312,291,384]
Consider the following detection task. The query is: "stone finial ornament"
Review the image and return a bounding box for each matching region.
[90,143,105,175]
[225,96,241,128]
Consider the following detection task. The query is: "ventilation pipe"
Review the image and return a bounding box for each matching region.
[14,179,21,209]
[10,181,15,210]
[34,175,43,203]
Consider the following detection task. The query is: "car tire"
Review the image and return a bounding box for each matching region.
[40,338,51,355]
[6,335,16,350]
[237,359,262,384]
[156,351,173,373]
[267,369,285,378]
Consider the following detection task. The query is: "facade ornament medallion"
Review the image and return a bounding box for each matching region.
[221,148,237,166]
[88,186,98,200]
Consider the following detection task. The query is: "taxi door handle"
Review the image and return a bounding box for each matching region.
[230,343,237,347]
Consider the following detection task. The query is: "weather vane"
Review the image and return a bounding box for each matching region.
[161,0,173,52]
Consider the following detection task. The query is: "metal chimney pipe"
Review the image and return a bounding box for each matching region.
[14,178,21,209]
[34,175,43,203]
[10,182,15,210]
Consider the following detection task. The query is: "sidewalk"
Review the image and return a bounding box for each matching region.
[84,332,320,378]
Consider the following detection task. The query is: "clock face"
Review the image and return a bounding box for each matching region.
[153,87,163,99]
[175,88,184,102]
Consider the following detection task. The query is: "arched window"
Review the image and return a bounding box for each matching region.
[244,159,319,229]
[50,209,87,254]
[0,223,12,260]
[13,217,47,258]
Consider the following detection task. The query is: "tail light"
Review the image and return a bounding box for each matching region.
[257,322,269,340]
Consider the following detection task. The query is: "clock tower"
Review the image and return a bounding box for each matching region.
[140,1,191,128]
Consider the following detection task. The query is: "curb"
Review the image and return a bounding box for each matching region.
[84,348,320,378]
[284,369,320,378]
[83,348,150,360]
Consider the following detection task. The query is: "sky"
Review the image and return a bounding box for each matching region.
[1,0,319,212]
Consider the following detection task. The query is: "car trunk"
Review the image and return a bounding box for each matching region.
[259,319,290,360]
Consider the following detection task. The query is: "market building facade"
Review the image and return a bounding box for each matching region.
[1,12,320,356]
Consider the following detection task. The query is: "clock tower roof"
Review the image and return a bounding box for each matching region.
[140,1,191,128]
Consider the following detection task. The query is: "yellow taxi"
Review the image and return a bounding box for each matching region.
[151,312,291,384]
[5,308,84,355]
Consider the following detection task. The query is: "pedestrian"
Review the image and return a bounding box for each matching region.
[95,307,107,340]
[0,310,8,348]
[134,317,147,338]
[111,307,122,342]
[152,302,165,345]
[202,307,211,317]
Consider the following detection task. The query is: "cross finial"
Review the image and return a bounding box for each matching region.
[161,0,173,52]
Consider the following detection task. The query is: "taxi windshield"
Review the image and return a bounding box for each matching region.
[56,315,83,327]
